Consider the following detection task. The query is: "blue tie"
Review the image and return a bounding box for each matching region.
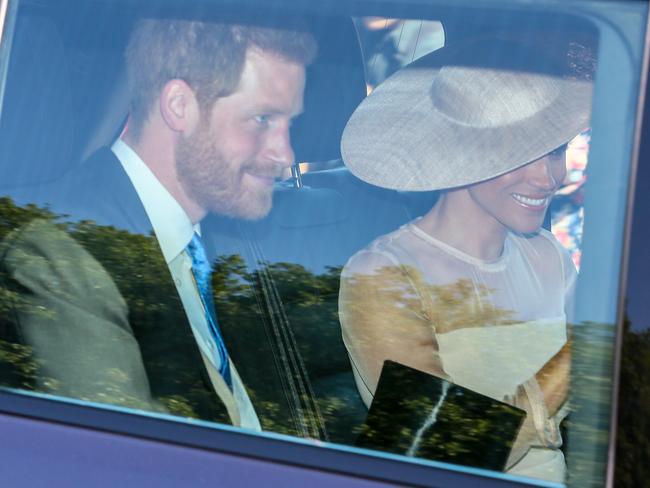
[186,233,233,389]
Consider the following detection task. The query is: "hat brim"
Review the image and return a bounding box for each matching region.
[341,45,593,192]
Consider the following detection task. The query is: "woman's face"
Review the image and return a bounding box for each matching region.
[467,148,567,235]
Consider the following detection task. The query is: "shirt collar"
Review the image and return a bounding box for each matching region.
[112,139,198,263]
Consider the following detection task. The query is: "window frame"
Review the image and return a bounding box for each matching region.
[0,388,551,487]
[0,0,648,486]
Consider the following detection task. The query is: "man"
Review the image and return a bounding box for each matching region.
[0,15,316,431]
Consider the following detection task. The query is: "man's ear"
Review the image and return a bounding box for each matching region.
[159,79,200,133]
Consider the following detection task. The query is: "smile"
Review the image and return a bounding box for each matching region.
[511,193,550,209]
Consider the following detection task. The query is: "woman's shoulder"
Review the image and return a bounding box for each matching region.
[342,222,419,276]
[511,228,566,257]
[509,228,577,281]
[343,228,404,271]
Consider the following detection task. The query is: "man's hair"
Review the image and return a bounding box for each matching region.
[125,16,317,139]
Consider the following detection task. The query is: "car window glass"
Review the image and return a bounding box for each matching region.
[0,1,646,487]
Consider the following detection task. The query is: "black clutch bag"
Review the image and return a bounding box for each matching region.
[355,360,526,471]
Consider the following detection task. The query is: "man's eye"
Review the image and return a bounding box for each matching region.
[254,115,270,125]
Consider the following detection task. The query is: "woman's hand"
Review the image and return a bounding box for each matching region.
[536,339,572,416]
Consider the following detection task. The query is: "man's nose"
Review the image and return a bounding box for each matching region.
[528,156,562,190]
[265,125,295,169]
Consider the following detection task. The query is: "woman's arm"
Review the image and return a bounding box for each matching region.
[533,234,577,417]
[534,338,571,417]
[338,250,447,407]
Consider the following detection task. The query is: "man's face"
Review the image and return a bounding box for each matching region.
[176,48,306,220]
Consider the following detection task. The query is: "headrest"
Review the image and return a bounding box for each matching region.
[290,16,367,163]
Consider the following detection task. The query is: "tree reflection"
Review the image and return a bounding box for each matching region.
[211,256,363,441]
[340,265,566,471]
[0,196,363,439]
[0,196,642,480]
[355,360,525,471]
[614,315,650,487]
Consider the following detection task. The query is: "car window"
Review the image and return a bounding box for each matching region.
[0,1,646,487]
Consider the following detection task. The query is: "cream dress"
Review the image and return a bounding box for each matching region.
[338,220,575,483]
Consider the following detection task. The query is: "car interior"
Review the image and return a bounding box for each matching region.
[2,1,632,485]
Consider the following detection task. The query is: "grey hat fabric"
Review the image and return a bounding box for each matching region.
[341,40,593,191]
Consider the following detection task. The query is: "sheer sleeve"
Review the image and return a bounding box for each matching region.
[534,236,576,416]
[338,249,446,407]
[507,236,574,469]
[560,238,578,326]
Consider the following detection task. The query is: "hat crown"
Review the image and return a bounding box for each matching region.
[431,66,561,128]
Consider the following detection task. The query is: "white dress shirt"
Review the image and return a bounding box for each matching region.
[112,139,261,430]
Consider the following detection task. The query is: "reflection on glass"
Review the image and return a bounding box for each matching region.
[0,199,227,420]
[615,314,650,486]
[356,360,526,471]
[0,197,365,441]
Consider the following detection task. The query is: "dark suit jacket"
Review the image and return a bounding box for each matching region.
[0,147,230,423]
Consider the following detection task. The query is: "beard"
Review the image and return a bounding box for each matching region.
[175,125,276,220]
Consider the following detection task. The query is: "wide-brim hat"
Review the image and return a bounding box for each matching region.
[341,39,593,191]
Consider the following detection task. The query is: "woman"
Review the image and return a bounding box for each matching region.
[338,39,592,482]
